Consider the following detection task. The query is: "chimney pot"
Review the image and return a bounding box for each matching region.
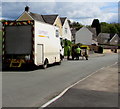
[25,6,29,12]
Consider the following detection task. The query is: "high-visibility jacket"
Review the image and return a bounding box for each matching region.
[76,47,81,53]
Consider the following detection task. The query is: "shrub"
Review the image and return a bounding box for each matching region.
[63,39,72,56]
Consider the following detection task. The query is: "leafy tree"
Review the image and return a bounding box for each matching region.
[108,24,118,33]
[101,22,110,33]
[68,19,72,27]
[70,21,83,30]
[101,22,120,34]
[0,19,7,22]
[114,23,120,34]
[91,19,101,35]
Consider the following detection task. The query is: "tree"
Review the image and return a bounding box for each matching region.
[91,19,101,35]
[0,19,7,22]
[68,19,72,27]
[70,21,83,30]
[108,24,118,33]
[101,22,120,34]
[101,22,110,33]
[114,23,120,34]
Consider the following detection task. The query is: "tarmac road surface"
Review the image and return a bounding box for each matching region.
[47,63,118,108]
[2,53,118,107]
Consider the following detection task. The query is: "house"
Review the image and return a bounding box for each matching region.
[17,6,64,38]
[97,33,110,45]
[97,33,120,45]
[109,33,120,45]
[17,6,45,22]
[60,17,72,41]
[87,27,97,41]
[75,26,98,45]
[71,28,77,43]
[17,6,62,36]
[42,15,63,37]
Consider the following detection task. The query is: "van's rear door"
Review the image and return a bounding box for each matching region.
[5,25,32,54]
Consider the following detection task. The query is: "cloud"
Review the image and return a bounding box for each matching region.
[2,2,58,19]
[2,0,119,2]
[61,2,118,25]
[2,0,56,2]
[2,3,26,19]
[100,13,118,23]
[1,2,118,25]
[28,2,56,14]
[52,2,118,25]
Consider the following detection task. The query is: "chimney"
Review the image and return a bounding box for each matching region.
[25,6,29,12]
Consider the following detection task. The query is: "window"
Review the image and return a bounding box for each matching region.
[65,28,67,34]
[114,40,118,43]
[56,30,59,37]
[104,39,108,43]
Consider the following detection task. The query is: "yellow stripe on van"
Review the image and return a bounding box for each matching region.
[38,35,47,37]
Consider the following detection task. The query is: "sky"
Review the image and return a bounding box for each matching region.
[1,1,119,25]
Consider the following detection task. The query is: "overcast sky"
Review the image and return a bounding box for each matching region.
[1,1,118,25]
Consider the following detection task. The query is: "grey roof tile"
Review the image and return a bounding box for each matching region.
[87,27,96,36]
[60,17,67,26]
[29,12,45,22]
[41,15,58,25]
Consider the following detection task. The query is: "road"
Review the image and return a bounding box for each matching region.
[47,62,118,107]
[2,53,118,107]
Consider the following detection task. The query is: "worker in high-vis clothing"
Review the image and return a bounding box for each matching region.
[76,46,81,60]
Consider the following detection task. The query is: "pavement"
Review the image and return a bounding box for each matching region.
[46,62,118,108]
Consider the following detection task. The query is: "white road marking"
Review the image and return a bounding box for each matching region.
[106,62,118,68]
[40,62,118,108]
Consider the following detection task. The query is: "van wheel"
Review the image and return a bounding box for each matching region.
[56,60,61,65]
[42,59,48,69]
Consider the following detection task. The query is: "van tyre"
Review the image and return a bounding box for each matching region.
[56,60,61,65]
[58,61,61,65]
